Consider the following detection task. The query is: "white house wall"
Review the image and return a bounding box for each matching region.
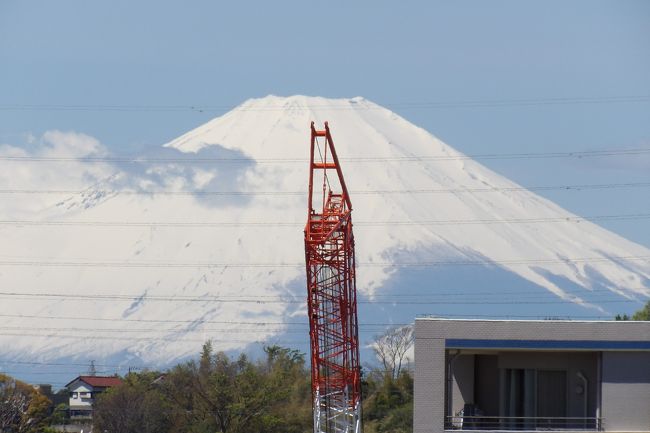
[68,382,93,408]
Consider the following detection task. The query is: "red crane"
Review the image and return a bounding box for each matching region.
[304,122,362,433]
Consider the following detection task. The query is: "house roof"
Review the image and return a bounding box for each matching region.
[66,375,123,388]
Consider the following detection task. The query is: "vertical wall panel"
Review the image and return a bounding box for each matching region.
[601,352,650,432]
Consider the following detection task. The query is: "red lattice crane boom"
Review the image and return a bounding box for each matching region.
[304,122,362,433]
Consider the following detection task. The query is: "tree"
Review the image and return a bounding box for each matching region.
[632,301,650,321]
[0,374,51,433]
[92,341,415,433]
[162,362,210,433]
[364,326,415,433]
[259,345,311,433]
[362,369,413,433]
[372,325,414,379]
[179,343,311,433]
[49,403,68,426]
[93,372,171,433]
[615,301,650,321]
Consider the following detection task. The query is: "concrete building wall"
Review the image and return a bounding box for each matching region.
[450,354,475,417]
[601,352,650,432]
[566,352,598,420]
[414,319,650,433]
[414,332,445,433]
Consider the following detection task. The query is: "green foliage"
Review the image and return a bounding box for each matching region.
[93,371,171,433]
[94,343,312,433]
[362,370,413,433]
[185,344,311,433]
[0,373,52,433]
[632,301,650,321]
[91,342,414,433]
[616,301,650,321]
[49,402,68,425]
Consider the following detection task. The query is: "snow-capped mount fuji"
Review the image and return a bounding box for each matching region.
[164,95,650,301]
[1,95,649,382]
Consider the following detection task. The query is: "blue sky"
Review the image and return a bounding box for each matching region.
[0,0,649,244]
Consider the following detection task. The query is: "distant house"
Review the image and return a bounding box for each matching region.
[65,375,123,420]
[414,319,650,433]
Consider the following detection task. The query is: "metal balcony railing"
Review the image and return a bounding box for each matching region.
[445,415,602,431]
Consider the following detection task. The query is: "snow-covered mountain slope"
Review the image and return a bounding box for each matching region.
[1,95,649,374]
[164,95,650,300]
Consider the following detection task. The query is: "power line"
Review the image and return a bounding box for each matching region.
[0,312,617,325]
[0,313,310,325]
[1,181,650,196]
[0,325,398,335]
[0,287,642,300]
[0,290,645,312]
[0,332,306,344]
[0,360,129,368]
[0,255,648,268]
[1,147,650,164]
[0,370,116,377]
[0,95,648,113]
[0,299,641,335]
[2,212,650,228]
[0,291,644,304]
[0,312,621,329]
[0,309,641,346]
[0,297,633,305]
[0,306,643,342]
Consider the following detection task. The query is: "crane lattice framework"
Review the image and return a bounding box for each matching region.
[304,122,362,433]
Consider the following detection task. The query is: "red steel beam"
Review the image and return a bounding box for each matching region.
[305,122,362,433]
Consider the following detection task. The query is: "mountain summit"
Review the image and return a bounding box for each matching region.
[2,95,649,373]
[166,95,650,300]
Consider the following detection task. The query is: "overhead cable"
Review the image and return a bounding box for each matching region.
[1,212,650,227]
[0,255,648,268]
[1,147,650,164]
[1,181,650,196]
[0,95,648,113]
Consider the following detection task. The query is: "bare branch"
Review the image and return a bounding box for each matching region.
[372,325,414,379]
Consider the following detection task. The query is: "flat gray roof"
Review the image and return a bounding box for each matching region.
[415,317,650,349]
